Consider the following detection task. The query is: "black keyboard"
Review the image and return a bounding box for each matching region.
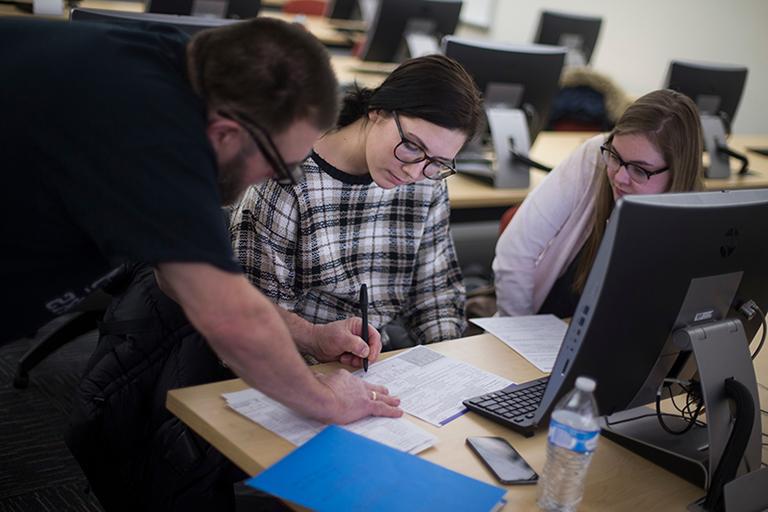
[463,377,549,436]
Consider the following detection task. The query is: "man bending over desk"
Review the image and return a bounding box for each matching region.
[0,15,401,511]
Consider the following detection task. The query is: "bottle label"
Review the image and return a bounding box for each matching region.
[548,418,599,453]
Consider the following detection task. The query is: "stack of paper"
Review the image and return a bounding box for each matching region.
[223,388,436,455]
[470,315,568,372]
[247,425,507,512]
[357,345,513,426]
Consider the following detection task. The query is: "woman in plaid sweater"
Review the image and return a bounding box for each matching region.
[230,55,483,347]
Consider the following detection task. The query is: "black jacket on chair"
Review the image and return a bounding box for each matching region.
[65,264,242,512]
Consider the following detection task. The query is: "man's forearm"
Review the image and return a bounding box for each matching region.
[275,307,317,354]
[156,263,336,421]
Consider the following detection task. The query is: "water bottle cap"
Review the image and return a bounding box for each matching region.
[575,376,596,392]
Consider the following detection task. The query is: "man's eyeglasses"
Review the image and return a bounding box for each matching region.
[217,110,302,186]
[600,144,670,184]
[392,111,457,181]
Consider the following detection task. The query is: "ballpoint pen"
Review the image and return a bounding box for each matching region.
[360,283,369,372]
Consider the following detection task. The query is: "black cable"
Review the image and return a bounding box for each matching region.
[655,380,705,435]
[738,300,766,359]
[703,378,755,512]
[750,303,767,359]
[716,143,750,175]
[669,390,686,414]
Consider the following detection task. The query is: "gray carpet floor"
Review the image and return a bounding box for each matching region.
[0,327,103,512]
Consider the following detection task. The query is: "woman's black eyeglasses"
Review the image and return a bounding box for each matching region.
[600,144,670,183]
[217,110,302,186]
[392,111,457,181]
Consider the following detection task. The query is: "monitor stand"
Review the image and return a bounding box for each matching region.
[601,319,761,493]
[456,106,532,189]
[404,32,440,58]
[701,114,731,179]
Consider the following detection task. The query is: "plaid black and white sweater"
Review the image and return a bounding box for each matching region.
[230,151,466,344]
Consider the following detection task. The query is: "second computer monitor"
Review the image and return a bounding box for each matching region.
[326,0,360,19]
[534,10,602,66]
[442,37,565,144]
[359,0,462,62]
[664,60,748,128]
[146,0,260,19]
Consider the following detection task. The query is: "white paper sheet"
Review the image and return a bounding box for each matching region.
[470,314,568,372]
[357,345,513,427]
[223,388,436,455]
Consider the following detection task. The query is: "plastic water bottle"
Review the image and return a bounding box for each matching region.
[537,376,600,512]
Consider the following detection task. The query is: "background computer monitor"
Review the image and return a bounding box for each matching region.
[146,0,260,19]
[664,60,749,129]
[414,0,462,41]
[533,10,602,66]
[358,0,462,62]
[540,188,768,417]
[442,37,566,144]
[326,0,360,20]
[71,8,240,34]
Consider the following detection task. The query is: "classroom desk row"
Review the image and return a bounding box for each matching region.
[4,3,768,220]
[0,0,367,47]
[167,332,768,511]
[447,132,768,221]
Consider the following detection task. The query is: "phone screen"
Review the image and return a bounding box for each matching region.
[466,436,539,484]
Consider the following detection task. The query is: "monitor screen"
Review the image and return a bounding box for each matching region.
[144,0,259,19]
[70,8,241,34]
[533,10,602,66]
[535,188,768,423]
[442,37,566,144]
[359,0,462,62]
[327,0,361,20]
[664,60,748,128]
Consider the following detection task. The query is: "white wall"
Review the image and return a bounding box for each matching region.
[486,0,768,134]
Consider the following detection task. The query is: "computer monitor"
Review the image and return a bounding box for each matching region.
[414,0,462,40]
[533,189,767,486]
[326,0,360,20]
[358,0,462,62]
[443,37,565,146]
[665,60,749,179]
[533,10,602,66]
[664,60,748,129]
[70,8,241,34]
[145,0,260,19]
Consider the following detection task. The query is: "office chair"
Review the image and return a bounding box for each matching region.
[13,289,111,388]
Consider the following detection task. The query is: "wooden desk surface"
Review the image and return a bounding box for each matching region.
[447,133,768,210]
[167,333,768,510]
[330,54,397,89]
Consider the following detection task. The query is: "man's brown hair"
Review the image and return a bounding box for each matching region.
[188,17,339,133]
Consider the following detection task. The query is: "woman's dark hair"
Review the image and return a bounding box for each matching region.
[337,54,483,139]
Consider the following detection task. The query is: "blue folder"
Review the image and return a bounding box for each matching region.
[246,425,506,512]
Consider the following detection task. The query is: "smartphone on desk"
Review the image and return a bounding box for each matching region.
[466,436,539,485]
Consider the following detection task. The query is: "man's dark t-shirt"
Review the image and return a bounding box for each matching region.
[0,19,241,343]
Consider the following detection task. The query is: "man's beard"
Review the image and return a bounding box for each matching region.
[217,148,252,206]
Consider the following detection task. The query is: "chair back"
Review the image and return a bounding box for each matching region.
[282,0,327,15]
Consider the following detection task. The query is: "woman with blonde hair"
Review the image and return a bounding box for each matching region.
[494,89,703,317]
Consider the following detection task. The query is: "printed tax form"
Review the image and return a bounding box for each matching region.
[358,345,512,426]
[223,388,436,455]
[470,314,567,372]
